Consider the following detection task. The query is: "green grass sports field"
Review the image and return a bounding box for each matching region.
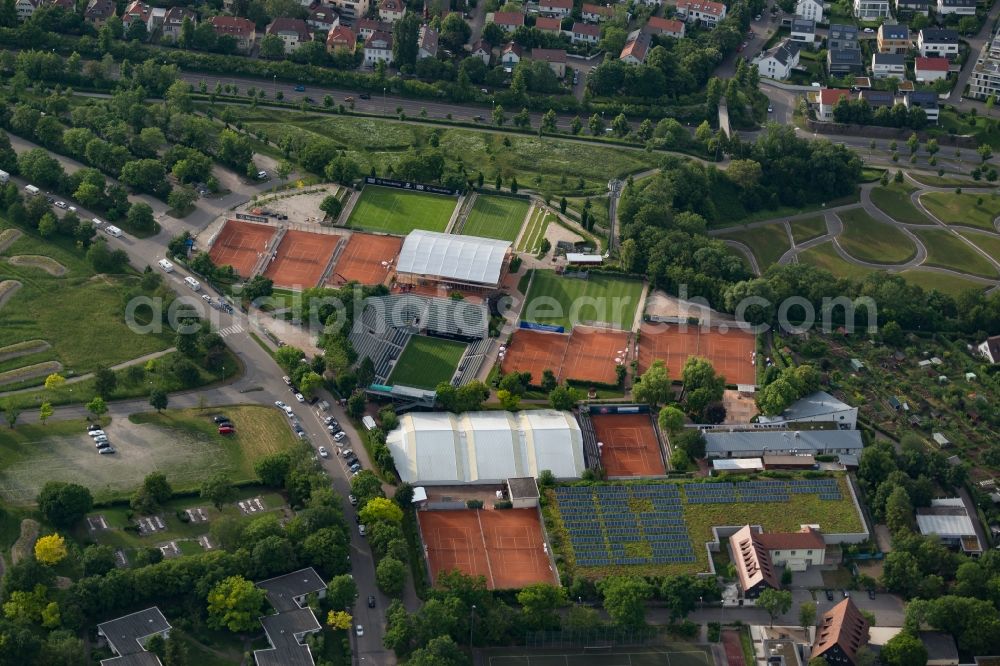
[463,196,531,242]
[346,186,458,234]
[521,270,644,331]
[388,335,467,389]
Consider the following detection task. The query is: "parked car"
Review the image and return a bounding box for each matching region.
[349,463,362,473]
[341,449,353,458]
[358,525,366,537]
[89,430,106,438]
[294,393,305,403]
[87,424,101,432]
[824,589,834,601]
[328,425,342,435]
[359,92,371,100]
[367,595,376,608]
[867,588,876,599]
[349,494,358,506]
[275,400,287,409]
[219,425,235,435]
[294,84,306,92]
[96,441,111,449]
[283,376,292,385]
[55,201,67,209]
[334,432,347,442]
[318,446,329,458]
[213,415,230,424]
[355,624,364,636]
[256,170,268,180]
[99,446,116,454]
[345,456,359,467]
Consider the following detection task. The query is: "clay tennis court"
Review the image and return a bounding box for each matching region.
[591,413,665,476]
[208,220,276,278]
[418,509,556,590]
[561,327,631,385]
[637,322,757,386]
[263,229,341,289]
[501,329,569,382]
[328,233,402,286]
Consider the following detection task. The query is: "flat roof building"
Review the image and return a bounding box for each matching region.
[254,568,327,666]
[916,497,982,553]
[396,230,512,290]
[704,430,864,458]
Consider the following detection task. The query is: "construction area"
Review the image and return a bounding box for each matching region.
[636,322,757,387]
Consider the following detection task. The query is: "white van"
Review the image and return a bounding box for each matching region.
[184,276,201,291]
[104,225,123,237]
[24,184,40,196]
[158,259,174,273]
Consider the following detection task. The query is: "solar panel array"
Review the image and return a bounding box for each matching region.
[683,479,842,504]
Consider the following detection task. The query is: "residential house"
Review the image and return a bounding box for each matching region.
[790,18,816,48]
[570,21,600,44]
[582,2,613,21]
[829,47,864,74]
[379,0,405,22]
[85,0,117,27]
[938,0,976,14]
[896,0,930,14]
[872,53,906,78]
[254,569,327,666]
[918,28,960,59]
[920,633,960,666]
[853,0,890,19]
[534,16,562,33]
[49,0,75,10]
[915,56,950,81]
[501,41,522,69]
[904,90,940,122]
[491,11,525,31]
[755,39,800,80]
[811,599,871,666]
[730,525,781,600]
[877,23,909,53]
[307,6,340,33]
[161,6,197,41]
[795,0,823,22]
[676,0,726,26]
[637,0,662,5]
[757,391,859,430]
[538,0,573,17]
[859,89,897,109]
[532,47,567,76]
[704,428,864,457]
[916,497,982,553]
[364,30,393,65]
[266,17,312,53]
[121,0,151,29]
[97,608,171,666]
[470,38,491,64]
[756,526,827,570]
[211,16,257,52]
[977,335,1000,363]
[148,6,165,33]
[619,29,651,64]
[828,23,859,49]
[646,16,685,38]
[327,0,368,19]
[14,0,37,22]
[326,24,356,52]
[418,25,438,59]
[356,18,390,39]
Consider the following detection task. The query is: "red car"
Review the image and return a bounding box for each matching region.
[218,425,235,435]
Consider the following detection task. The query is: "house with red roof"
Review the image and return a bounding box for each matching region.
[817,88,853,120]
[646,16,685,38]
[915,56,950,82]
[676,0,726,27]
[570,21,600,44]
[327,24,356,52]
[491,11,525,29]
[582,3,613,21]
[531,48,567,77]
[211,15,256,52]
[538,0,573,16]
[534,16,562,33]
[619,29,650,64]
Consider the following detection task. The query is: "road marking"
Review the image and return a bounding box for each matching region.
[218,324,244,337]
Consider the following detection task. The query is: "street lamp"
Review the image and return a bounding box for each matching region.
[469,604,476,648]
[383,87,387,116]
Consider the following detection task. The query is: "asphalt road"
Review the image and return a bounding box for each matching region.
[5,133,403,664]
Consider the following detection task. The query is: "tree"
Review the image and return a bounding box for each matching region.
[541,109,557,133]
[351,470,385,508]
[756,588,792,627]
[81,544,116,577]
[347,392,366,419]
[493,104,506,126]
[320,195,343,220]
[658,406,685,433]
[206,576,266,633]
[327,610,353,630]
[327,574,358,610]
[979,143,993,163]
[885,485,913,534]
[37,482,92,528]
[498,389,520,411]
[612,113,629,137]
[799,601,817,632]
[167,187,197,214]
[201,473,236,509]
[38,403,53,426]
[149,389,168,413]
[259,34,285,59]
[243,275,274,301]
[517,583,566,629]
[126,202,156,233]
[44,374,66,391]
[274,345,305,373]
[360,497,404,525]
[597,576,652,629]
[34,534,67,565]
[408,635,467,666]
[4,401,20,429]
[590,114,604,136]
[392,12,421,67]
[548,384,581,411]
[882,551,921,596]
[541,369,558,392]
[251,535,297,578]
[94,367,117,399]
[301,527,350,574]
[376,556,407,596]
[881,632,928,666]
[633,360,671,407]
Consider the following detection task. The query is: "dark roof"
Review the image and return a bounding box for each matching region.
[258,568,326,612]
[812,598,870,664]
[829,23,858,39]
[101,654,162,666]
[267,17,311,41]
[880,24,908,39]
[507,476,540,499]
[97,608,170,657]
[859,90,896,106]
[791,18,815,32]
[907,90,939,107]
[920,28,959,43]
[829,48,863,65]
[765,39,800,65]
[919,632,959,663]
[255,609,320,666]
[873,53,905,65]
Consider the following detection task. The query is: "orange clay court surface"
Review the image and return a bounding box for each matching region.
[263,229,342,289]
[208,220,276,278]
[502,328,630,385]
[591,413,665,477]
[418,509,556,590]
[328,233,402,286]
[637,322,757,386]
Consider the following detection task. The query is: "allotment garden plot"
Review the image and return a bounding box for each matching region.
[346,186,457,234]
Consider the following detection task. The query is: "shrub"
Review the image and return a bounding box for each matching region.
[466,499,484,509]
[494,501,513,509]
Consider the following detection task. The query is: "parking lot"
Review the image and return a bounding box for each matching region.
[240,186,342,225]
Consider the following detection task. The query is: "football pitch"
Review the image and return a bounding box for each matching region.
[521,270,644,331]
[346,186,457,234]
[388,335,467,389]
[462,196,531,242]
[484,646,712,666]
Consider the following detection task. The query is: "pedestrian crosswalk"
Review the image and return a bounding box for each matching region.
[218,323,244,337]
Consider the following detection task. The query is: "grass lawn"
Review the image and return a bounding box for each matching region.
[837,208,917,264]
[798,242,877,280]
[900,269,989,296]
[719,224,790,269]
[961,231,1000,264]
[869,183,933,224]
[912,228,999,278]
[789,216,828,244]
[907,173,977,188]
[920,192,1000,231]
[709,188,861,230]
[462,195,530,242]
[517,207,551,253]
[521,270,644,331]
[0,218,173,387]
[346,186,457,234]
[388,335,467,390]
